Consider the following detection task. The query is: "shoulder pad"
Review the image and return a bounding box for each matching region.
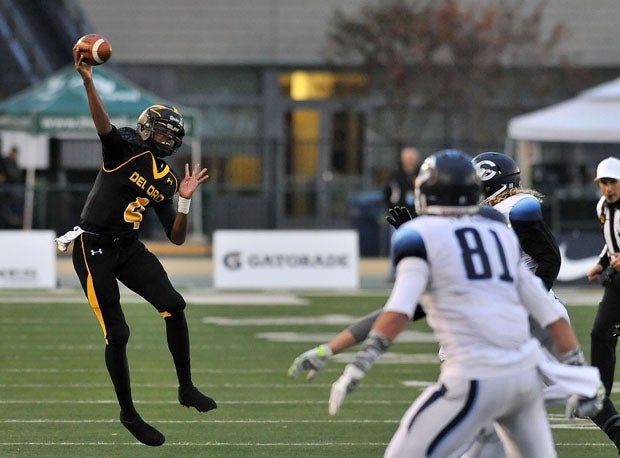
[391,226,426,266]
[478,205,508,225]
[509,196,542,222]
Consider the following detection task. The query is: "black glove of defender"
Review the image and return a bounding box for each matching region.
[385,206,416,229]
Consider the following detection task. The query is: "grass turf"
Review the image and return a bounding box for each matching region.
[0,289,615,457]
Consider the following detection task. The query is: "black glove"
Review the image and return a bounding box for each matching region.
[385,206,416,229]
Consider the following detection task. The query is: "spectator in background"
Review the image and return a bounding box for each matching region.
[384,146,420,279]
[3,147,22,183]
[385,146,419,213]
[0,146,23,228]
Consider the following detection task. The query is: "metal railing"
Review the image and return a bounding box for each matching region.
[0,182,602,243]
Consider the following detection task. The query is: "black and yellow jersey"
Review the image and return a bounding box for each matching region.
[80,125,179,238]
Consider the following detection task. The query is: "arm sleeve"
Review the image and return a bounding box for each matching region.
[99,125,131,168]
[348,310,382,343]
[383,257,428,319]
[595,198,610,267]
[347,300,427,343]
[509,198,560,290]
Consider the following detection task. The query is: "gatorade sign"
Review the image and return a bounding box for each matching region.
[214,230,359,289]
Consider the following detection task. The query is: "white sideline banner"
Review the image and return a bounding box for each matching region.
[0,230,56,288]
[213,230,359,289]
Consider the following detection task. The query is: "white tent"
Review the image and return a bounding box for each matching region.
[506,77,620,187]
[508,77,620,143]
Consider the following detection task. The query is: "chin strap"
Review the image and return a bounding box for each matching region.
[482,184,508,204]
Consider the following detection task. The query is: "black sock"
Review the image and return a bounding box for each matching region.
[105,343,136,415]
[165,311,193,389]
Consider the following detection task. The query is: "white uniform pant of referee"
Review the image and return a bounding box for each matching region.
[385,369,554,458]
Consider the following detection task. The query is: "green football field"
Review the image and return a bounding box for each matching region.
[0,287,616,457]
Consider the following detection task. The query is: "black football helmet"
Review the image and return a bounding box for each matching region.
[472,152,520,200]
[414,149,482,215]
[137,104,185,157]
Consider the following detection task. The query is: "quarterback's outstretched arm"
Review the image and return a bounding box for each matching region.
[73,45,111,135]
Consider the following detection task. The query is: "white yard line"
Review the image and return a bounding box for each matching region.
[0,399,405,405]
[0,291,307,305]
[1,419,396,424]
[1,441,389,446]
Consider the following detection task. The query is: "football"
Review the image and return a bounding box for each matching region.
[75,33,112,65]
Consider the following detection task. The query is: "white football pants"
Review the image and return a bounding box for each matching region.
[384,369,556,458]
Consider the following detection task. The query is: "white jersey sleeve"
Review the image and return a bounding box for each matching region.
[384,257,428,318]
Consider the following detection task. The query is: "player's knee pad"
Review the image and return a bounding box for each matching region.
[105,322,130,346]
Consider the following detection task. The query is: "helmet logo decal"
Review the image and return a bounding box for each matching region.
[475,160,500,182]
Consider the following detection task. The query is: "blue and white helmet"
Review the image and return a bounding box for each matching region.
[472,152,520,201]
[414,149,482,215]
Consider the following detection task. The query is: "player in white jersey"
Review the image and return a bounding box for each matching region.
[458,152,570,457]
[289,153,567,374]
[289,151,596,456]
[473,152,569,340]
[473,152,559,290]
[327,150,602,458]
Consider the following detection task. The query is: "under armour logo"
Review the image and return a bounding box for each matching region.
[167,177,173,185]
[91,249,103,255]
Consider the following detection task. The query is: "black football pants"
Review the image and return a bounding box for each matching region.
[591,283,620,395]
[72,232,186,333]
[590,282,620,433]
[72,232,192,410]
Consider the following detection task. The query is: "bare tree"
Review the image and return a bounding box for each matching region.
[324,0,568,149]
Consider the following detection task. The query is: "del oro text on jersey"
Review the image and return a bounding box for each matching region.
[129,170,169,203]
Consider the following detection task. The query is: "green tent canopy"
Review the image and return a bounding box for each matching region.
[0,65,199,137]
[0,65,204,236]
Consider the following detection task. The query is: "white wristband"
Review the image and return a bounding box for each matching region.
[177,196,191,214]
